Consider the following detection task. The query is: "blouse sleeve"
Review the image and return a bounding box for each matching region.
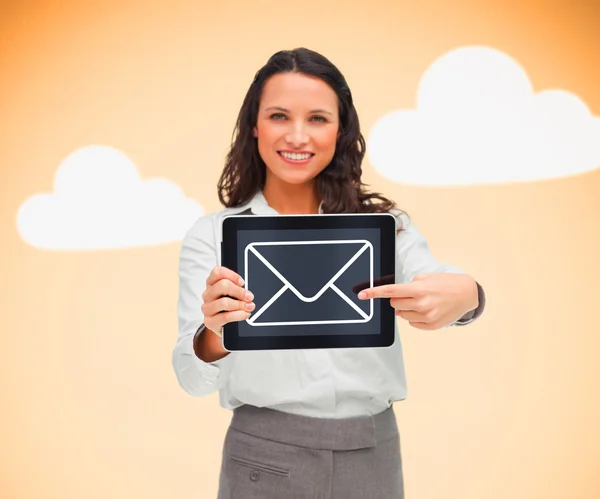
[171,215,234,396]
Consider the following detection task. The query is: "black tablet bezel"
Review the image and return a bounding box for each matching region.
[221,213,396,351]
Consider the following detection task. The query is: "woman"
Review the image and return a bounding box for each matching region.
[173,48,485,498]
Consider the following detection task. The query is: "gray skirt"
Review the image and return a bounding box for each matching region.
[217,404,404,499]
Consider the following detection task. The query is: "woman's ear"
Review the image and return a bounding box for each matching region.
[253,127,258,138]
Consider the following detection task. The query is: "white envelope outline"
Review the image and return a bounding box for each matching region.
[244,239,373,326]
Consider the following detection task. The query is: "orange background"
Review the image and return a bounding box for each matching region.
[2,0,599,498]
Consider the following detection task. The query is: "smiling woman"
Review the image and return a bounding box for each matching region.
[172,47,485,499]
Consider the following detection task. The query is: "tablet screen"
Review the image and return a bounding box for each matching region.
[236,227,380,337]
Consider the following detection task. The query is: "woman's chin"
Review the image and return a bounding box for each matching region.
[276,171,318,186]
[265,163,323,187]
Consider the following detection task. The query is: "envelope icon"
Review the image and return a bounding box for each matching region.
[243,239,373,326]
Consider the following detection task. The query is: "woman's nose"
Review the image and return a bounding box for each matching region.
[285,122,309,147]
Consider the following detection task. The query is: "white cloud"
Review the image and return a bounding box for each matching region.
[16,145,204,250]
[367,46,600,186]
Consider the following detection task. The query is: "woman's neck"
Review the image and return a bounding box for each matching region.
[263,180,320,214]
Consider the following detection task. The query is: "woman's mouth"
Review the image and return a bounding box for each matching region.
[278,151,314,165]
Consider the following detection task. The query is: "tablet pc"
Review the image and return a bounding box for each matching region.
[220,213,396,351]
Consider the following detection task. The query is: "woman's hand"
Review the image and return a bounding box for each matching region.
[202,266,255,336]
[358,273,479,330]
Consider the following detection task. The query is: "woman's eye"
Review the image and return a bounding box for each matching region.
[268,113,327,122]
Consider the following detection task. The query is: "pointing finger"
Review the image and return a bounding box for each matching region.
[358,283,415,300]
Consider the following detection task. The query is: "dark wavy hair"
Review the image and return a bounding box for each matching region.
[217,47,400,215]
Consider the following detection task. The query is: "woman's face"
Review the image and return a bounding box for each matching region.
[253,72,340,188]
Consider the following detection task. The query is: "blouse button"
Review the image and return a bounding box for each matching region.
[249,470,260,481]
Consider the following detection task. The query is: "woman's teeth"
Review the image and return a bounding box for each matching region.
[279,152,312,160]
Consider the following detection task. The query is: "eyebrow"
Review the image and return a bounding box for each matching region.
[264,106,333,116]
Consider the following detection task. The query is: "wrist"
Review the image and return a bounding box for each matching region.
[193,324,230,363]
